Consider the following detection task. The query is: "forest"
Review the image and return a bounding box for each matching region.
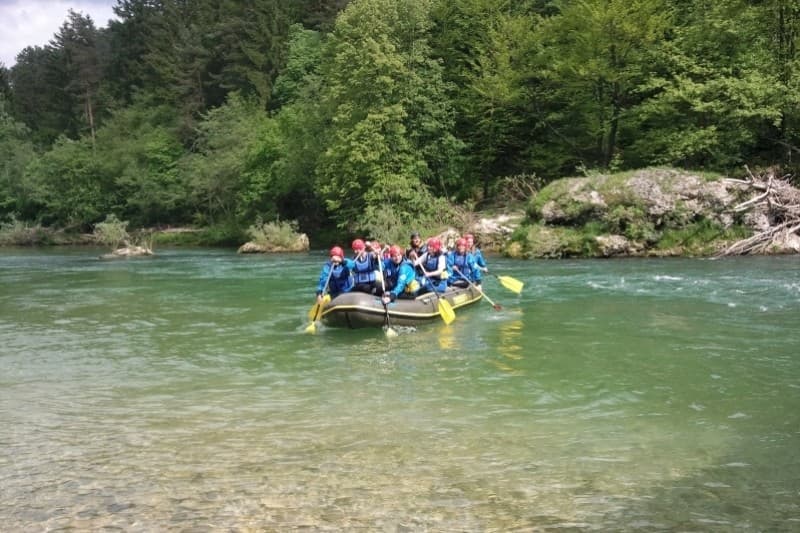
[1,0,799,246]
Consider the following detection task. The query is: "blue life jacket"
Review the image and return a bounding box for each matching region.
[352,254,376,284]
[320,260,353,296]
[447,251,480,284]
[422,253,443,280]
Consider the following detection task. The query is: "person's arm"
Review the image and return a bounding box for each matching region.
[446,251,455,270]
[390,264,414,298]
[475,249,488,271]
[316,263,332,302]
[468,255,482,283]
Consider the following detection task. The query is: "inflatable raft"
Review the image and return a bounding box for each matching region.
[320,285,483,329]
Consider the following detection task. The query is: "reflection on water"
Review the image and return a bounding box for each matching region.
[1,250,799,530]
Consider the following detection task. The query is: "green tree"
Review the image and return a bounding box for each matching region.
[0,65,11,104]
[93,97,188,226]
[105,0,164,106]
[270,26,330,230]
[143,1,214,140]
[317,0,462,233]
[462,11,539,198]
[294,0,351,31]
[755,0,800,171]
[537,0,673,169]
[0,100,37,220]
[50,10,107,148]
[9,45,74,146]
[628,0,784,170]
[24,136,109,229]
[206,0,293,109]
[180,92,271,224]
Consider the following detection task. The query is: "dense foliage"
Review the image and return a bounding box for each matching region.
[1,0,798,243]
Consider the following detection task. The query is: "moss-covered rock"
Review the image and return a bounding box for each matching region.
[511,167,760,258]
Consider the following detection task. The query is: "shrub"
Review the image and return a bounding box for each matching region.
[93,214,130,249]
[657,219,749,256]
[247,217,302,249]
[0,216,47,245]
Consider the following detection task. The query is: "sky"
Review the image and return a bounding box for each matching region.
[1,0,118,68]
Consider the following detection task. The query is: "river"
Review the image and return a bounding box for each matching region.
[1,247,798,530]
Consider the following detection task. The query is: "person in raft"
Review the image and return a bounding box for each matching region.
[316,246,354,303]
[350,238,382,294]
[413,237,448,294]
[381,245,421,305]
[405,231,426,262]
[447,237,482,288]
[464,233,488,273]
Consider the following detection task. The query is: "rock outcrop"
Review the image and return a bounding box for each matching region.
[99,244,154,259]
[237,233,310,253]
[518,167,800,258]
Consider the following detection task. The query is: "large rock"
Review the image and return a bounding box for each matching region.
[99,245,153,259]
[237,233,310,253]
[595,235,633,257]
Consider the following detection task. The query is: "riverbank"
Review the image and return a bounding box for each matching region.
[3,167,798,258]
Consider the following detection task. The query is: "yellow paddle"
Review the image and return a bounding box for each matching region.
[418,263,455,325]
[306,293,331,322]
[437,296,456,325]
[305,267,334,334]
[493,274,524,294]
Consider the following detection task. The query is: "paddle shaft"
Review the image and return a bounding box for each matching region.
[312,264,335,321]
[417,259,455,324]
[454,268,501,310]
[377,248,393,331]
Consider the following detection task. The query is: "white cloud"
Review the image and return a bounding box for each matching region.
[0,0,118,68]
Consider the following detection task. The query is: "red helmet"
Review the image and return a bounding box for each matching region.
[427,237,442,252]
[388,245,403,257]
[351,239,365,251]
[329,246,344,258]
[456,238,467,248]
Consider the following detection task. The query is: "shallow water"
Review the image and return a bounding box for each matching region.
[1,248,799,530]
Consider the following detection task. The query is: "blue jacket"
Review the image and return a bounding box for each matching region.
[446,251,481,284]
[472,247,487,270]
[316,259,355,297]
[382,257,419,297]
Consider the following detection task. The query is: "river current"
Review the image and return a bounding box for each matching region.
[1,248,798,530]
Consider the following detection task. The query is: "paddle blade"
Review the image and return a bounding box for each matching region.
[497,275,524,294]
[306,302,321,321]
[304,321,317,334]
[307,294,331,321]
[384,325,399,338]
[438,298,456,325]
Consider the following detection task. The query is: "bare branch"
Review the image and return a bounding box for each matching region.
[716,168,800,257]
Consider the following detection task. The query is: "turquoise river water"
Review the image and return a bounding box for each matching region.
[0,247,798,531]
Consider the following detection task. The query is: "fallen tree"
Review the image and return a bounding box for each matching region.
[716,167,800,257]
